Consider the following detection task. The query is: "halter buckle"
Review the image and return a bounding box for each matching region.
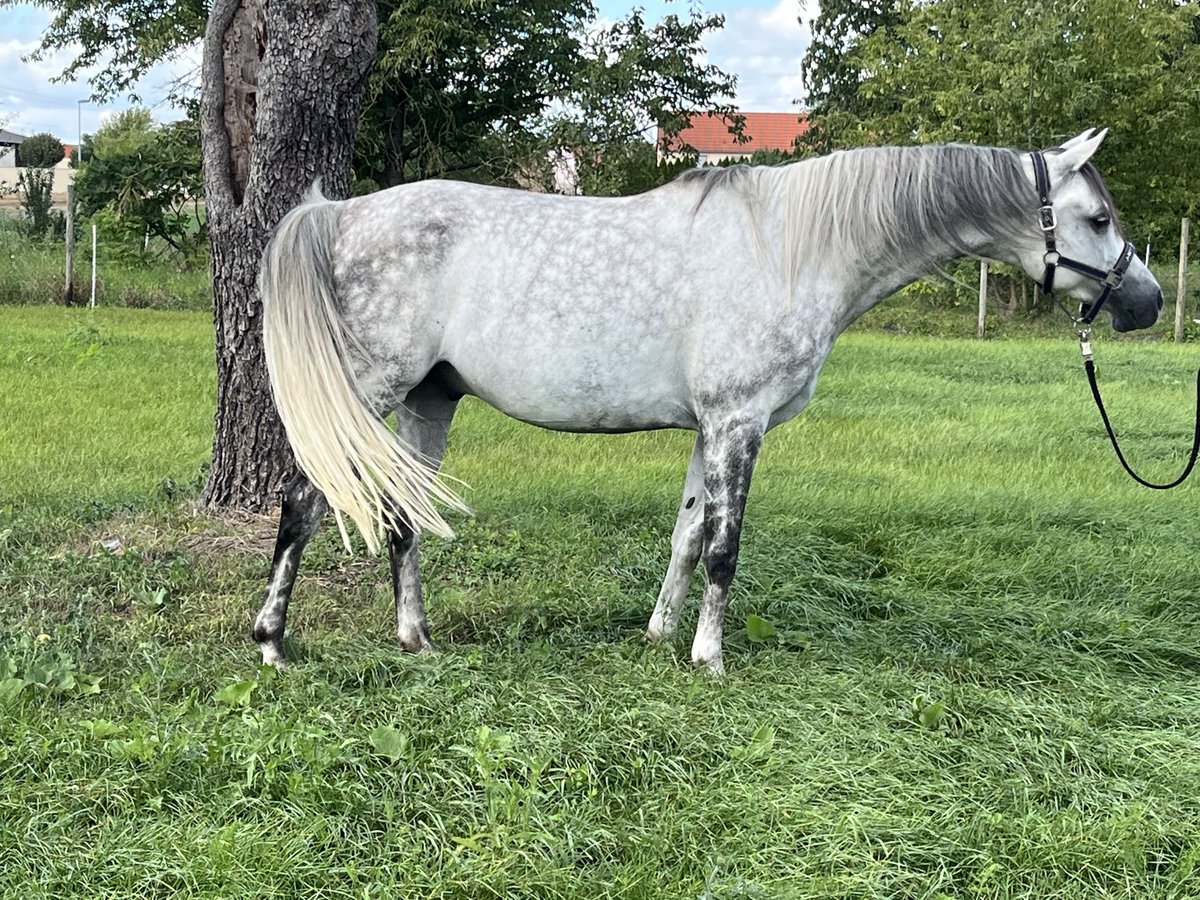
[1039,206,1057,231]
[1078,327,1093,362]
[1044,250,1061,266]
[1104,269,1124,289]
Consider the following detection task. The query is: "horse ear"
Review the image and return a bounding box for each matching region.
[1057,128,1100,151]
[1049,127,1108,177]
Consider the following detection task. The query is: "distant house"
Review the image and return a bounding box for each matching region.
[0,129,76,204]
[658,112,810,166]
[0,129,22,168]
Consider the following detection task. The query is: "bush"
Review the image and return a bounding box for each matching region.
[16,168,55,240]
[18,132,65,168]
[74,111,206,267]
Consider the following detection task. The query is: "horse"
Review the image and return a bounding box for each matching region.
[253,128,1162,675]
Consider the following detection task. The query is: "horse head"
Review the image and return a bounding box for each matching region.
[1011,128,1162,332]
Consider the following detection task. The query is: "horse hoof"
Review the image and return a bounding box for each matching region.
[260,642,288,669]
[692,654,725,677]
[646,610,678,643]
[399,633,436,655]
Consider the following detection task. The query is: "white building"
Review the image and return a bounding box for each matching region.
[0,129,76,205]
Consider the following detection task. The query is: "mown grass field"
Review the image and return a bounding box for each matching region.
[3,305,1200,898]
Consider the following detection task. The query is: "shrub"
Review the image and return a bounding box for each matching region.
[18,132,66,168]
[16,168,55,240]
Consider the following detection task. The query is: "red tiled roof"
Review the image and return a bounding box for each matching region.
[661,112,810,155]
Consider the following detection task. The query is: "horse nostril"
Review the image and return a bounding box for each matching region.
[1157,291,1164,311]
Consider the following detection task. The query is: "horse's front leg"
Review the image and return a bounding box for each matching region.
[647,435,705,642]
[691,417,765,675]
[254,473,329,666]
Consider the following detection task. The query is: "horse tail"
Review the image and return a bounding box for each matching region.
[260,185,467,553]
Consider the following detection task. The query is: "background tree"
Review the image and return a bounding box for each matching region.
[798,0,908,155]
[12,133,64,239]
[540,8,740,195]
[356,0,590,188]
[355,1,739,194]
[14,0,207,100]
[18,132,66,168]
[800,0,1200,249]
[74,109,206,264]
[14,169,55,239]
[198,0,376,508]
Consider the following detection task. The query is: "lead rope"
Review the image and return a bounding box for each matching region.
[1076,326,1200,489]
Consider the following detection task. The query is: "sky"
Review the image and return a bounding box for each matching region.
[0,0,812,143]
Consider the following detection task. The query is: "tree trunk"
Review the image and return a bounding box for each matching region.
[199,0,377,510]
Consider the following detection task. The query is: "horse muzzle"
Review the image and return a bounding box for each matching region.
[1109,285,1163,332]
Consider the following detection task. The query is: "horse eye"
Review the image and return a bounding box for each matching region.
[1089,214,1111,231]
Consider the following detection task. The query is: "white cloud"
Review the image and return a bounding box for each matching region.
[704,0,815,112]
[0,5,194,141]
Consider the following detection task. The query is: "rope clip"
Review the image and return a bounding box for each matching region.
[1077,327,1093,362]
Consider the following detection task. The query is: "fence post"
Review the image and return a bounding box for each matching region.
[1176,217,1189,343]
[90,221,97,308]
[977,259,988,339]
[63,184,75,306]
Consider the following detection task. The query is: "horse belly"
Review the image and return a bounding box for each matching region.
[445,336,694,433]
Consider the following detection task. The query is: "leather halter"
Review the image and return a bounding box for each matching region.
[1031,151,1136,325]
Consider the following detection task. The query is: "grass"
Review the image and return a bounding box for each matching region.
[0,215,212,311]
[4,306,1200,897]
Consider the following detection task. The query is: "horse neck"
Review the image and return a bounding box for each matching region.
[772,144,1028,328]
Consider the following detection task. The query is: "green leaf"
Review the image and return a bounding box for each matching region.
[918,699,948,730]
[369,725,410,761]
[75,674,103,696]
[213,679,256,707]
[745,614,777,644]
[780,630,812,650]
[80,718,124,739]
[450,833,487,852]
[0,678,28,704]
[731,723,776,761]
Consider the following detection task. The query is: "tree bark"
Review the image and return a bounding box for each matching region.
[199,0,377,510]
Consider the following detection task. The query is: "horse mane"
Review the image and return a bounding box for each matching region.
[675,144,1040,295]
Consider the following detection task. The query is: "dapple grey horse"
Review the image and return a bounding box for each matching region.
[254,128,1162,674]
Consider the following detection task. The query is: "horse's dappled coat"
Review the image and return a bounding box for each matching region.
[256,131,1163,673]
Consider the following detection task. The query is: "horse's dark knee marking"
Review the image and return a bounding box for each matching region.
[387,521,417,580]
[704,549,738,586]
[273,474,326,562]
[703,519,741,586]
[685,496,696,510]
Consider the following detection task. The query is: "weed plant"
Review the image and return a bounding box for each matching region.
[0,213,211,311]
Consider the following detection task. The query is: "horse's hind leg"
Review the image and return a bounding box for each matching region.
[647,435,705,642]
[254,473,328,666]
[691,417,765,675]
[388,383,458,652]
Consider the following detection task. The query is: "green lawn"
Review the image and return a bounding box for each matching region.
[3,306,1200,898]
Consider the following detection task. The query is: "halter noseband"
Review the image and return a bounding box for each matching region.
[1030,151,1136,326]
